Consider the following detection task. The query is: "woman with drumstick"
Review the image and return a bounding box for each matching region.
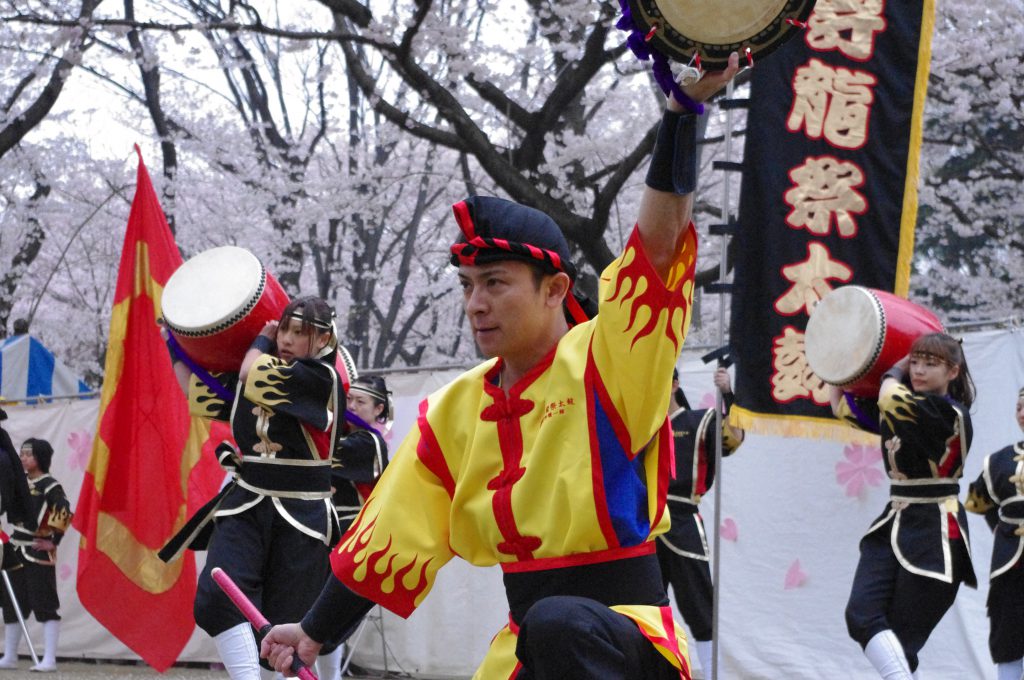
[964,387,1024,680]
[166,296,343,680]
[829,332,976,680]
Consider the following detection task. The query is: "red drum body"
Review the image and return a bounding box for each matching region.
[162,246,289,372]
[804,286,944,398]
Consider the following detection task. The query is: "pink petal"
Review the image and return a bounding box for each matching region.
[835,462,858,484]
[720,518,738,542]
[844,477,865,497]
[863,468,885,486]
[784,559,808,590]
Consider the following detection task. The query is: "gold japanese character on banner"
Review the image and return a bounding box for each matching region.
[771,326,831,404]
[788,58,877,149]
[784,156,867,237]
[807,0,886,61]
[775,242,853,316]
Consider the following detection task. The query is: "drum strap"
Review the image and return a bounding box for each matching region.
[166,333,235,402]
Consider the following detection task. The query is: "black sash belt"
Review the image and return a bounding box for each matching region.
[159,457,330,564]
[889,481,959,501]
[503,553,667,627]
[237,457,331,495]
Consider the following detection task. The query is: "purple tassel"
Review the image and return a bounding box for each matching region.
[615,2,704,114]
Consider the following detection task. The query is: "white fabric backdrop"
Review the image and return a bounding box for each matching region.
[2,327,1022,678]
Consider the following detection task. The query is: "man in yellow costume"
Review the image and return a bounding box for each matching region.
[263,56,739,679]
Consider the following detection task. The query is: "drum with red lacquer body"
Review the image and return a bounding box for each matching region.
[805,286,944,398]
[162,246,289,372]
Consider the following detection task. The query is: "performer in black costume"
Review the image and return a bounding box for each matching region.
[965,387,1024,680]
[332,375,391,532]
[830,333,976,680]
[318,375,391,680]
[161,296,344,680]
[656,366,743,677]
[0,438,72,672]
[0,409,33,670]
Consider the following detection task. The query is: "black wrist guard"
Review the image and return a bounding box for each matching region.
[645,109,698,195]
[250,334,275,355]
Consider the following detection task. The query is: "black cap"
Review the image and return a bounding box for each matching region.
[449,196,576,281]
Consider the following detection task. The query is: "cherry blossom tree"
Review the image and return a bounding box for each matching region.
[914,1,1024,321]
[0,0,1019,384]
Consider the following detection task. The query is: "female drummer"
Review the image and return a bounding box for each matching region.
[170,296,343,680]
[318,375,392,680]
[829,332,976,680]
[332,375,392,531]
[965,387,1024,680]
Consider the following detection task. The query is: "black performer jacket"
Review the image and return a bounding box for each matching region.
[659,401,742,560]
[837,381,976,586]
[9,473,72,566]
[331,428,388,532]
[160,354,342,563]
[966,442,1024,579]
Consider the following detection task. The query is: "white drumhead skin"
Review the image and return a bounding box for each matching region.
[804,286,883,385]
[657,0,789,44]
[162,246,263,333]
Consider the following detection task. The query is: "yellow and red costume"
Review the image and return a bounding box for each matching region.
[331,225,698,679]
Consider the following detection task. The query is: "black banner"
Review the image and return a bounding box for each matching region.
[729,1,935,436]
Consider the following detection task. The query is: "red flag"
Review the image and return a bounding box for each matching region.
[73,147,224,671]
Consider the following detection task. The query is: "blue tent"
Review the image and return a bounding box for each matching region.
[0,334,90,402]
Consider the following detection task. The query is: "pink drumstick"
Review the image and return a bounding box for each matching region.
[210,567,318,680]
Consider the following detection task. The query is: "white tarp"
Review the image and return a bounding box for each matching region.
[1,327,1022,678]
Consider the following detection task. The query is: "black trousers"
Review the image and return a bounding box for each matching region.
[845,529,968,673]
[656,540,713,641]
[0,561,60,623]
[988,560,1024,663]
[194,499,329,638]
[515,596,681,679]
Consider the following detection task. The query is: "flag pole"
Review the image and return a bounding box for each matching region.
[1,571,39,666]
[710,76,736,680]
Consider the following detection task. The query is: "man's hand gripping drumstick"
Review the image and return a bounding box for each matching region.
[210,568,319,680]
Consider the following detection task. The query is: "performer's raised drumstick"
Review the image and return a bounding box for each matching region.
[211,567,318,680]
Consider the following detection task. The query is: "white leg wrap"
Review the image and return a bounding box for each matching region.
[316,644,344,680]
[864,630,913,680]
[693,639,713,678]
[213,623,262,680]
[0,623,21,668]
[28,619,60,671]
[997,659,1024,680]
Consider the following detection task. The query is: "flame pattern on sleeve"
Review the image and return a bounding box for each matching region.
[331,498,438,617]
[245,356,294,409]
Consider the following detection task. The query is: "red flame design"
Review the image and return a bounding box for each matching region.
[334,506,434,617]
[606,241,692,353]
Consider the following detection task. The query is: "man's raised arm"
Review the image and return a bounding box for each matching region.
[638,52,741,281]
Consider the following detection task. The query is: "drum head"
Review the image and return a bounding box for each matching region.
[626,0,816,70]
[804,286,884,386]
[162,246,265,335]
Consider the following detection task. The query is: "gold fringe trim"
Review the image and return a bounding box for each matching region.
[894,0,936,297]
[730,406,877,445]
